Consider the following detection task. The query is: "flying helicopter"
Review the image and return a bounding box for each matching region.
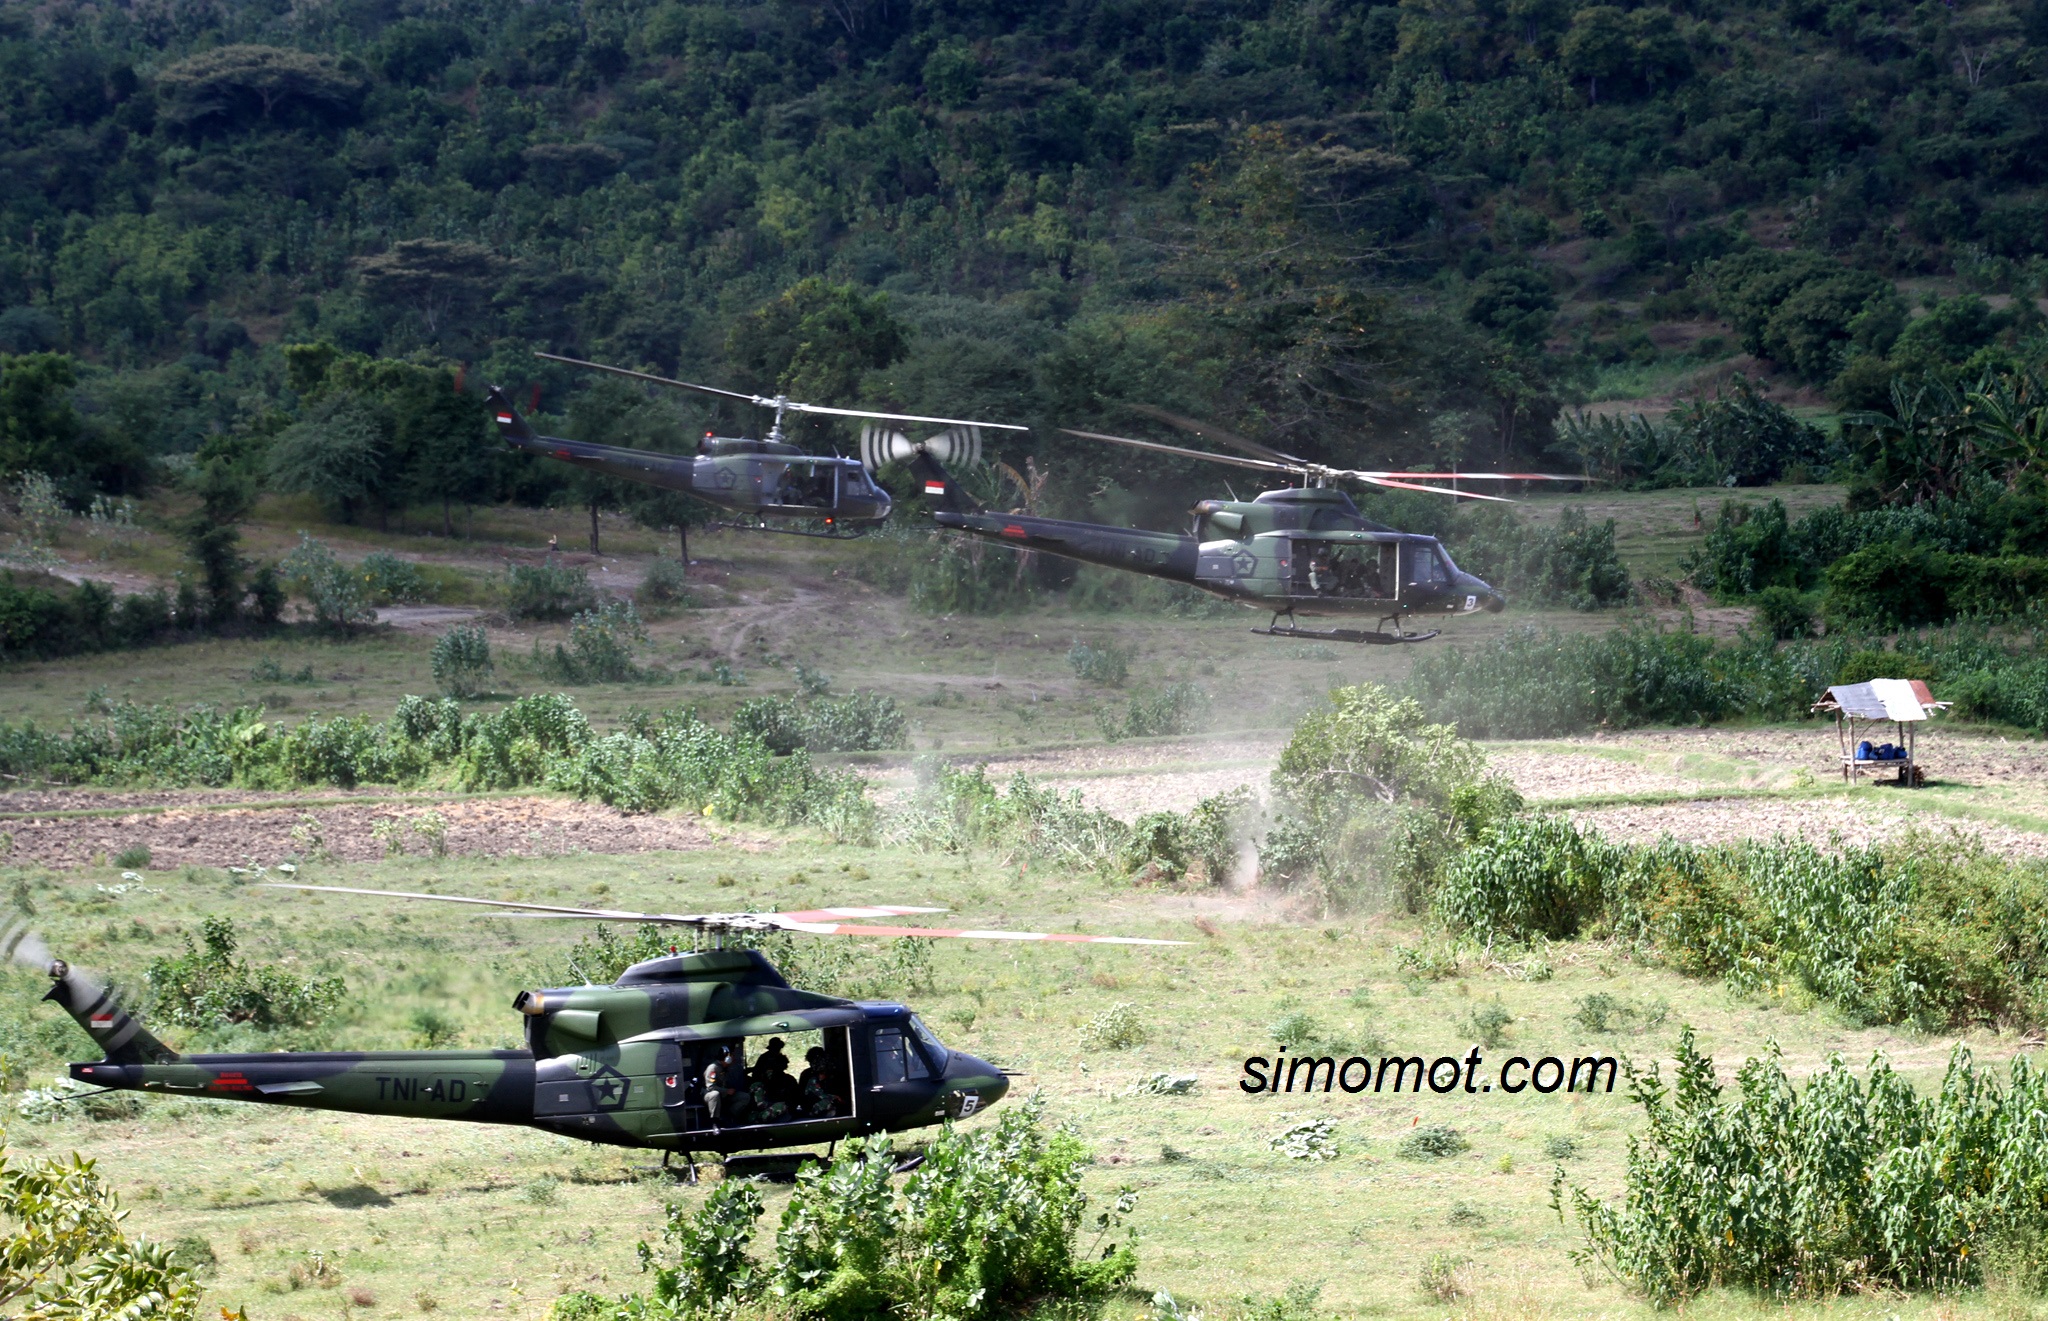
[910,410,1589,644]
[19,888,1180,1178]
[487,352,1018,539]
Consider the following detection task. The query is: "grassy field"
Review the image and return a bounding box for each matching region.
[1,481,1760,746]
[1,843,2029,1321]
[10,485,2047,1320]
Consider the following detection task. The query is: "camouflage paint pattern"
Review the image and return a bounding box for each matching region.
[54,949,1008,1157]
[911,451,1506,625]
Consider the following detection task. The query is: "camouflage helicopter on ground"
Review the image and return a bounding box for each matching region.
[912,410,1588,644]
[18,889,1177,1178]
[488,352,1019,539]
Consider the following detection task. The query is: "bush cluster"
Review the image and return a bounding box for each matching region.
[1451,506,1633,610]
[145,916,345,1032]
[534,598,647,683]
[0,692,866,830]
[504,560,598,620]
[1688,489,2048,629]
[0,574,177,661]
[885,762,1131,873]
[1560,1030,2048,1304]
[0,1146,207,1319]
[731,689,909,754]
[1097,682,1210,741]
[1407,622,2048,737]
[1264,684,1521,911]
[1435,818,2048,1030]
[553,1100,1135,1321]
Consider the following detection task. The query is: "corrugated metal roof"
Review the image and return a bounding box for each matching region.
[1821,679,1932,721]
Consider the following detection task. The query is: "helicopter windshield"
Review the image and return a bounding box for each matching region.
[908,1015,950,1070]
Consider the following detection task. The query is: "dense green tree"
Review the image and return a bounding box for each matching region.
[726,279,911,405]
[154,45,363,129]
[267,395,385,523]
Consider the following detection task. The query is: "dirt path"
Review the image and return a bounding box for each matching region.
[0,796,725,870]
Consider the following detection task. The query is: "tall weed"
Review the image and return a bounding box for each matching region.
[1559,1029,2048,1304]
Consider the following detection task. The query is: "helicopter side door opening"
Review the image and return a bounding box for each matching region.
[1288,540,1397,601]
[657,1026,854,1138]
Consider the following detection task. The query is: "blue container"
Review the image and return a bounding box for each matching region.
[1857,740,1874,761]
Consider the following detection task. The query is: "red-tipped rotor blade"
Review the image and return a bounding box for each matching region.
[1358,476,1515,502]
[765,916,1186,945]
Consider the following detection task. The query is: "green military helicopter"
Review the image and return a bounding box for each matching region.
[18,890,1178,1177]
[488,353,1020,538]
[912,411,1587,644]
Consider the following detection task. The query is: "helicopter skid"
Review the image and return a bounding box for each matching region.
[1253,624,1442,646]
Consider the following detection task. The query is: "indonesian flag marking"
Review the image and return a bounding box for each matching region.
[89,1013,116,1029]
[496,413,513,424]
[924,481,947,495]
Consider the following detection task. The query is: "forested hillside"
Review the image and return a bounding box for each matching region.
[3,0,2048,541]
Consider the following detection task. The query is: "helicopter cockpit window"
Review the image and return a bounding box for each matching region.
[1402,544,1450,590]
[908,1016,949,1071]
[872,1026,931,1084]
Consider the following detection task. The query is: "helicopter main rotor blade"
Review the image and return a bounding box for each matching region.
[1122,404,1308,467]
[259,884,1181,945]
[1061,428,1296,475]
[1354,475,1515,502]
[536,352,761,404]
[1355,471,1593,482]
[765,917,1186,945]
[781,400,1026,431]
[537,352,1026,433]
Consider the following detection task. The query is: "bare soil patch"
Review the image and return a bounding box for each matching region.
[1,796,721,870]
[1567,799,2048,859]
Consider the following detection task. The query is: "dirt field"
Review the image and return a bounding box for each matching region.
[0,794,726,870]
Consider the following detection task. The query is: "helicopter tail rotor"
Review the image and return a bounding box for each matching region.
[860,423,984,473]
[1,921,179,1065]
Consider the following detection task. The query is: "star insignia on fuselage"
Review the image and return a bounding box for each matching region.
[587,1065,629,1110]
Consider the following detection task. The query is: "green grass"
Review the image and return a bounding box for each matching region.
[0,837,2030,1320]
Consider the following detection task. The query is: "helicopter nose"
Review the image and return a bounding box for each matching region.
[1460,574,1506,613]
[947,1051,1009,1113]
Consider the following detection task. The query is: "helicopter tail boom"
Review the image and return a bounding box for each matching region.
[69,1050,538,1125]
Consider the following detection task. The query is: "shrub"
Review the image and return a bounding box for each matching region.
[1569,993,1668,1034]
[886,762,1129,869]
[144,916,346,1031]
[1099,682,1210,740]
[735,690,910,754]
[1268,684,1520,911]
[430,624,494,698]
[1269,1118,1339,1161]
[1559,1030,2048,1305]
[1460,996,1514,1048]
[358,550,426,604]
[635,553,690,611]
[572,1100,1135,1321]
[1440,819,2048,1031]
[1397,1125,1469,1160]
[535,598,646,682]
[1066,639,1130,686]
[504,559,597,619]
[1450,506,1633,609]
[281,533,376,631]
[0,1147,206,1318]
[1119,785,1255,885]
[1078,1002,1147,1050]
[1752,585,1814,639]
